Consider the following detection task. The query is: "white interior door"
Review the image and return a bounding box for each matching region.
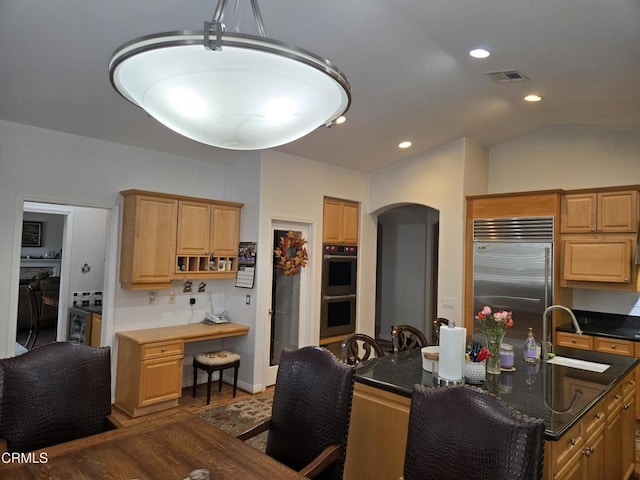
[264,221,311,386]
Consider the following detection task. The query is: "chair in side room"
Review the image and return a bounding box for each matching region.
[341,333,385,365]
[24,284,58,349]
[238,346,355,480]
[431,317,450,345]
[192,350,241,405]
[0,342,113,453]
[403,384,545,480]
[391,324,429,354]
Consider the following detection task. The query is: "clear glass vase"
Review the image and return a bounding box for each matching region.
[484,331,505,375]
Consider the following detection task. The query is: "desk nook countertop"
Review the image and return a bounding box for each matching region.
[344,343,638,480]
[114,322,249,418]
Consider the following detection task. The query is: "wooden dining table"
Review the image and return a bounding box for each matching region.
[0,411,306,479]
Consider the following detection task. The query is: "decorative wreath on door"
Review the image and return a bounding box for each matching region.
[274,230,309,276]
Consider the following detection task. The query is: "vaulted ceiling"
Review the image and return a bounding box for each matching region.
[1,0,638,173]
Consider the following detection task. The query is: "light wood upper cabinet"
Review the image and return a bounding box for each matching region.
[561,190,638,233]
[176,200,211,255]
[562,234,634,284]
[120,190,243,289]
[560,188,639,290]
[119,191,178,290]
[323,197,359,245]
[175,202,241,276]
[211,205,240,256]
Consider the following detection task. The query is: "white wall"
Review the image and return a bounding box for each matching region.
[489,126,640,192]
[256,150,373,354]
[0,119,373,394]
[378,223,427,340]
[65,206,108,297]
[488,126,640,315]
[0,120,259,385]
[370,138,472,328]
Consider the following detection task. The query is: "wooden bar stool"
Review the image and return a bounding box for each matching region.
[192,350,241,404]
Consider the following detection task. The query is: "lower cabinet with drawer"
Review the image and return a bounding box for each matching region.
[551,370,635,480]
[115,336,185,417]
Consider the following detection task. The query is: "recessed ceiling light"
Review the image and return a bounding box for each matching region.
[524,94,542,102]
[398,141,412,149]
[469,48,490,59]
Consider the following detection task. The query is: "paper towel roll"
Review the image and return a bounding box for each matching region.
[438,325,466,381]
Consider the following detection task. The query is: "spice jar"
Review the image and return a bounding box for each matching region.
[499,343,515,370]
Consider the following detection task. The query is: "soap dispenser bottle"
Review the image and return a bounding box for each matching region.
[524,328,538,364]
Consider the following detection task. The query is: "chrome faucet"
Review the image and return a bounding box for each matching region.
[542,305,583,361]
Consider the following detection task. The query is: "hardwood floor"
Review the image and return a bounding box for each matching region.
[110,383,273,428]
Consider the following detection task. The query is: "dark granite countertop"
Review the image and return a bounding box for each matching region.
[354,341,638,441]
[556,309,640,340]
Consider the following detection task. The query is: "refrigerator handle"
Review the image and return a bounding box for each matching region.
[544,246,551,308]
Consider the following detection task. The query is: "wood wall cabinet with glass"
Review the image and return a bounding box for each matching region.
[119,190,179,290]
[175,201,242,279]
[323,197,359,245]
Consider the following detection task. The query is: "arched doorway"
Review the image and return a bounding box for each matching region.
[375,204,439,346]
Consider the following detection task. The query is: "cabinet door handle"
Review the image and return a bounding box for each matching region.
[571,339,576,343]
[595,412,602,419]
[569,438,576,446]
[583,446,594,457]
[161,347,166,352]
[622,403,630,410]
[615,394,621,400]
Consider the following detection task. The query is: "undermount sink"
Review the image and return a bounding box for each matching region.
[547,356,610,373]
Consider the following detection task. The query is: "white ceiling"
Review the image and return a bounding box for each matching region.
[1,0,639,173]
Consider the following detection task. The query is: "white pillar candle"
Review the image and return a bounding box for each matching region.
[438,324,466,381]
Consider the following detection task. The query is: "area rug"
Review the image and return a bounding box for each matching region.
[197,391,273,451]
[200,397,640,474]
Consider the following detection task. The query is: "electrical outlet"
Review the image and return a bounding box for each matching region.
[169,294,175,304]
[442,297,455,309]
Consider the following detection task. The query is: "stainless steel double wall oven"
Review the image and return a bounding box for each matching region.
[320,244,357,339]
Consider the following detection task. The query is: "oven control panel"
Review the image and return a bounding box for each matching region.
[324,244,357,256]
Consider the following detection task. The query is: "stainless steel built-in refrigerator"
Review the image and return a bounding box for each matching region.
[472,217,554,341]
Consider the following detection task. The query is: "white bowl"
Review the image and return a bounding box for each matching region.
[421,346,439,373]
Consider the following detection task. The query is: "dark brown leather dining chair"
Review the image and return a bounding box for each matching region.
[431,317,449,345]
[341,333,385,365]
[0,342,113,453]
[391,324,429,354]
[404,384,545,480]
[238,346,355,480]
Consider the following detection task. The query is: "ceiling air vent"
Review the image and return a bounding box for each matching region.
[485,70,529,83]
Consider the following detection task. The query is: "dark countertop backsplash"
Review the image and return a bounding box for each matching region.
[556,309,640,341]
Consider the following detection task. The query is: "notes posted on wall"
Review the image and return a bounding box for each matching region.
[235,242,256,288]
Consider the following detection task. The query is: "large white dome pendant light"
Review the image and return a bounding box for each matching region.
[109,0,351,150]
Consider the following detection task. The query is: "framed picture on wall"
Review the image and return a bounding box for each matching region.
[22,221,43,247]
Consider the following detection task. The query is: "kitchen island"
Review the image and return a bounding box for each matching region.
[343,343,638,480]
